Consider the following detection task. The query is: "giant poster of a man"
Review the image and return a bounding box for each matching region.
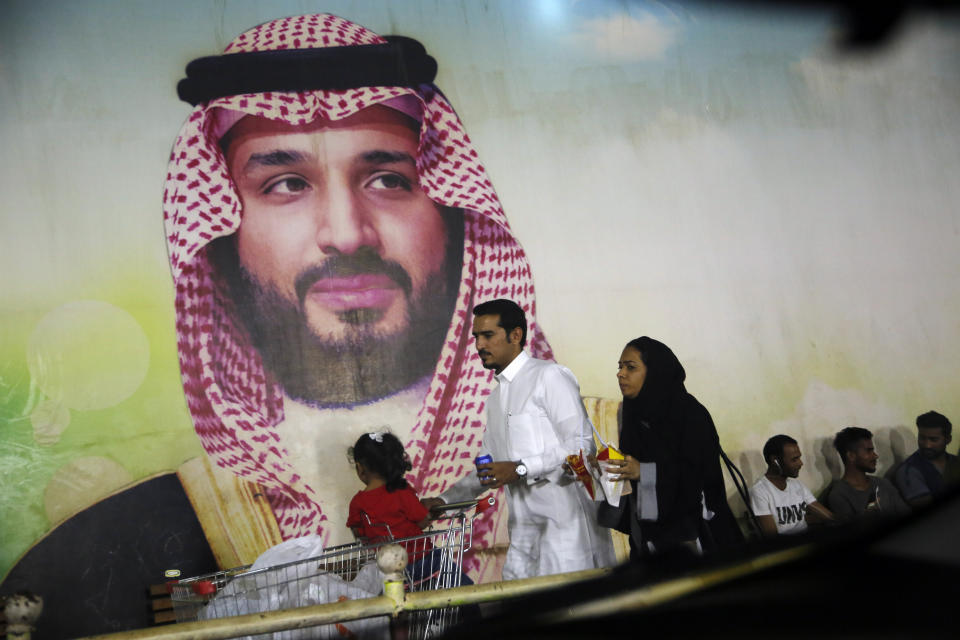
[163,13,551,565]
[1,14,557,636]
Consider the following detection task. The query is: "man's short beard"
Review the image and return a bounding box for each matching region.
[919,446,944,460]
[208,214,463,407]
[856,461,876,474]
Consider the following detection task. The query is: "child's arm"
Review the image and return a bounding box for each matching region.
[403,488,431,531]
[346,494,367,539]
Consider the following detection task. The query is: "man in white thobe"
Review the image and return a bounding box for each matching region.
[429,298,615,580]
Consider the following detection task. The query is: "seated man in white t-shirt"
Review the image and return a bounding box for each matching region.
[750,435,834,536]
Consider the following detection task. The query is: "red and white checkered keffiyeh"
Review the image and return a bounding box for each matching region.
[162,14,552,576]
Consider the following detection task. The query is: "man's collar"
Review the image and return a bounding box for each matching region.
[497,350,529,383]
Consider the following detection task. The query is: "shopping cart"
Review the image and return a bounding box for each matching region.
[168,497,494,639]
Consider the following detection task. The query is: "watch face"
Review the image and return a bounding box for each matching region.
[516,463,527,477]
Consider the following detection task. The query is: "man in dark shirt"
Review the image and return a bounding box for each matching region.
[827,427,910,521]
[895,411,960,507]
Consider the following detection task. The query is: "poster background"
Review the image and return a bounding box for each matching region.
[2,0,959,579]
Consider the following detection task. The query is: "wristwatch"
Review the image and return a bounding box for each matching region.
[515,461,528,479]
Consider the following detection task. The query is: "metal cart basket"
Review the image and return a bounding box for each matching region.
[168,498,491,639]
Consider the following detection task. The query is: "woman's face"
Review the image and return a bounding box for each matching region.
[617,346,647,399]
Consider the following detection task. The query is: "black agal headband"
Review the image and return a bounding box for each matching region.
[177,36,438,106]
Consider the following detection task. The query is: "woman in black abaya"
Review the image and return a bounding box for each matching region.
[602,337,742,558]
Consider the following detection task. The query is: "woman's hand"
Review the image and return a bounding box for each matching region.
[604,455,642,481]
[586,453,600,473]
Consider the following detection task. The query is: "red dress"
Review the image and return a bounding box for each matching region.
[347,485,432,558]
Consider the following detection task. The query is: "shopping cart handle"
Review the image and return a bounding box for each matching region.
[429,499,478,514]
[428,496,497,519]
[192,580,217,596]
[475,495,497,514]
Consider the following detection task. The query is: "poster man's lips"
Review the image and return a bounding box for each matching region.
[306,274,400,311]
[310,274,398,292]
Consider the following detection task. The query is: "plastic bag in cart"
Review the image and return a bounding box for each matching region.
[200,536,389,639]
[251,535,327,569]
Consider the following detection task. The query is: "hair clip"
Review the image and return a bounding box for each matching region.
[368,431,385,443]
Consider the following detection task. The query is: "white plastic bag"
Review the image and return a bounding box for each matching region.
[200,536,389,639]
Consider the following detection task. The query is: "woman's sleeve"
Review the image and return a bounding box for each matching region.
[668,407,716,523]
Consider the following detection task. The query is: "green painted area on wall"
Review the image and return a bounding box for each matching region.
[0,270,200,577]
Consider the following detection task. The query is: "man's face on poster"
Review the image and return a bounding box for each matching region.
[217,105,461,405]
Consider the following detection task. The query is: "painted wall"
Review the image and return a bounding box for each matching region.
[2,0,959,583]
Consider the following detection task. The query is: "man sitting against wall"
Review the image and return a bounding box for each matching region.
[895,411,960,508]
[750,435,833,536]
[827,427,910,522]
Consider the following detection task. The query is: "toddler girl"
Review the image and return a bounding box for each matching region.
[346,430,432,556]
[347,430,477,607]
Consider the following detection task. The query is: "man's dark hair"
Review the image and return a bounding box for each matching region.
[833,426,873,460]
[472,299,527,347]
[916,411,952,437]
[762,434,798,464]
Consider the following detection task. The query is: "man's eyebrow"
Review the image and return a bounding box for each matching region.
[360,150,416,166]
[243,149,310,171]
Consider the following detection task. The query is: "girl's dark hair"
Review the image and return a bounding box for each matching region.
[351,431,412,492]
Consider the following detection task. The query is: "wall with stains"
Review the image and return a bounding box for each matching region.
[2,0,958,588]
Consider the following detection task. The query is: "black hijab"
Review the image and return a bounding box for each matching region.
[620,336,688,432]
[616,337,744,551]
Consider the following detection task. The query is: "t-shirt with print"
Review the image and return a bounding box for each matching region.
[750,476,817,534]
